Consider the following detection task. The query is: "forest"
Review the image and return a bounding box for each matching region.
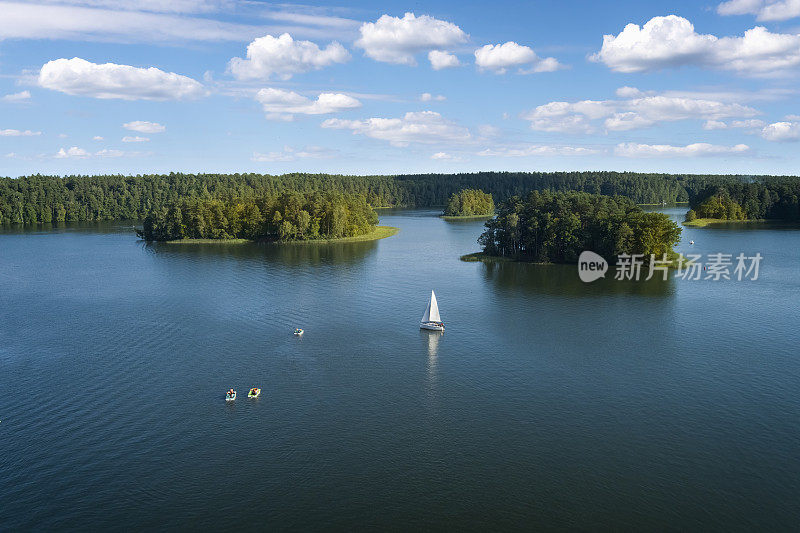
[136,192,378,242]
[1,171,793,226]
[443,189,495,216]
[477,191,682,264]
[687,180,800,221]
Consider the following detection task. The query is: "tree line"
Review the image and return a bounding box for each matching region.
[1,171,798,226]
[136,192,379,242]
[687,180,800,221]
[443,188,495,216]
[478,191,682,264]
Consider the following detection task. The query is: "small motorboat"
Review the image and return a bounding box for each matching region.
[225,389,236,401]
[293,328,304,336]
[690,240,695,245]
[420,290,445,332]
[248,387,261,398]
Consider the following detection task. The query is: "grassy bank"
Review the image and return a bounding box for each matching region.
[460,252,515,263]
[164,238,251,244]
[683,218,764,227]
[441,214,494,220]
[285,226,399,244]
[164,226,399,245]
[461,250,691,269]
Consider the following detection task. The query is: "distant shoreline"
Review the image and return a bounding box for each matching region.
[163,226,399,245]
[441,214,494,220]
[683,218,766,227]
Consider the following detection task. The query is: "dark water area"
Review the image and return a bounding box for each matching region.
[1,208,798,530]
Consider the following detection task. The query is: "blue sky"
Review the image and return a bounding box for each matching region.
[2,0,800,176]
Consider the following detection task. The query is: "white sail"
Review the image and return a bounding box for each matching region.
[421,296,431,323]
[427,290,441,323]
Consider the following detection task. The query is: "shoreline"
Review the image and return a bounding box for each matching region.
[683,218,766,227]
[162,226,399,245]
[441,214,494,220]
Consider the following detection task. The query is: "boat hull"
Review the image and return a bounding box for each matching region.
[420,322,444,331]
[226,394,236,401]
[248,389,261,398]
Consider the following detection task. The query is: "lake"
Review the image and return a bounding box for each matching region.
[1,208,798,530]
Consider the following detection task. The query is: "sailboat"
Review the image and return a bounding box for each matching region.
[420,290,445,331]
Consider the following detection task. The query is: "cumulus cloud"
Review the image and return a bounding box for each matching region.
[252,145,338,162]
[55,146,91,158]
[321,111,471,147]
[428,50,460,70]
[355,13,467,65]
[123,120,165,133]
[55,145,145,158]
[474,41,562,74]
[2,90,31,102]
[38,57,204,100]
[420,92,446,102]
[615,142,751,157]
[477,144,600,157]
[255,88,361,120]
[93,135,104,140]
[704,118,766,130]
[122,135,149,142]
[590,15,800,76]
[760,121,800,140]
[522,93,759,133]
[718,0,800,21]
[0,128,41,136]
[229,33,349,80]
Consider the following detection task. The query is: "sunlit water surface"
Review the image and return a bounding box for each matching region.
[1,208,798,530]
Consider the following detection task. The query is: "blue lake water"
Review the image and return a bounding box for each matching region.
[1,208,798,530]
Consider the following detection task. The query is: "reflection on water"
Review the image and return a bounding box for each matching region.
[481,261,676,297]
[147,239,380,267]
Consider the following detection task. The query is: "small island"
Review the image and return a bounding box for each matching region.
[136,192,396,243]
[466,191,682,264]
[441,189,495,219]
[684,182,800,226]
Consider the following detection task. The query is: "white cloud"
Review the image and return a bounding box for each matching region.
[615,86,649,98]
[2,90,31,102]
[704,118,768,130]
[428,50,460,70]
[39,57,204,100]
[522,94,759,133]
[229,33,349,80]
[55,145,146,158]
[703,120,729,130]
[615,142,751,157]
[718,0,800,21]
[0,1,276,43]
[420,92,446,102]
[58,133,68,138]
[321,111,471,147]
[55,146,91,158]
[474,41,562,74]
[591,15,800,76]
[355,13,467,65]
[477,144,600,157]
[255,88,360,120]
[252,145,337,162]
[123,120,165,133]
[430,151,454,160]
[93,135,104,140]
[0,128,41,136]
[527,115,597,134]
[604,112,656,131]
[122,135,149,142]
[785,114,800,120]
[760,121,800,140]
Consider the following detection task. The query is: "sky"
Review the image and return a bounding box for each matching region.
[2,0,800,176]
